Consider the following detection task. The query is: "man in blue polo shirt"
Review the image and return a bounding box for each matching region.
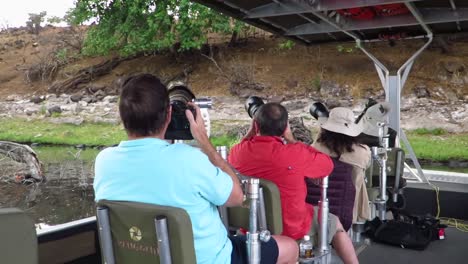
[94,74,298,264]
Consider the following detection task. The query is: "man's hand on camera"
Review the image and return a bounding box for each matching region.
[186,102,209,145]
[242,119,257,140]
[283,123,297,144]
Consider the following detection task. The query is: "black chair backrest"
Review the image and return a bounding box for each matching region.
[306,158,355,231]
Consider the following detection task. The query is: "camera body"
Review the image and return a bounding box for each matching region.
[164,84,212,140]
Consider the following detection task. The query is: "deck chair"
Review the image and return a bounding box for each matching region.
[306,158,356,231]
[0,208,38,264]
[227,178,283,235]
[96,200,196,264]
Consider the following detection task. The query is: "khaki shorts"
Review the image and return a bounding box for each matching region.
[308,206,338,245]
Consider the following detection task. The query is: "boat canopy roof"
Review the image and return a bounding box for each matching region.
[193,0,468,44]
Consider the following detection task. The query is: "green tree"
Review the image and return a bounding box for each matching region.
[47,16,63,25]
[26,11,47,34]
[71,0,246,56]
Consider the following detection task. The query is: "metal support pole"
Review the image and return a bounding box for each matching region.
[258,187,272,242]
[258,187,267,231]
[387,76,400,131]
[96,207,115,264]
[155,216,172,264]
[404,162,424,182]
[371,123,389,220]
[351,222,365,243]
[247,178,261,264]
[380,146,388,203]
[393,150,403,203]
[379,125,388,203]
[395,2,433,182]
[400,129,427,183]
[367,154,374,188]
[318,176,330,254]
[371,146,385,220]
[216,146,228,160]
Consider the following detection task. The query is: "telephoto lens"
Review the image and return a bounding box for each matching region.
[165,83,196,140]
[309,101,329,120]
[244,96,265,118]
[164,82,213,140]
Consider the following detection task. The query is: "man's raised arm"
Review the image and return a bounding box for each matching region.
[186,103,244,207]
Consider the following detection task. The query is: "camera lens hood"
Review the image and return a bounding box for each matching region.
[165,84,196,140]
[309,101,329,120]
[245,96,265,118]
[168,85,196,103]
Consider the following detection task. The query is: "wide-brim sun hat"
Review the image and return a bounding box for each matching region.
[321,107,363,137]
[358,102,391,137]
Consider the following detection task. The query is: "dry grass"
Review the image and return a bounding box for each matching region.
[1,27,468,99]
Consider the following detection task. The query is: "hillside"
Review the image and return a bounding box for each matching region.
[1,26,468,101]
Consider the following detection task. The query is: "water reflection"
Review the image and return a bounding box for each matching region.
[0,146,100,225]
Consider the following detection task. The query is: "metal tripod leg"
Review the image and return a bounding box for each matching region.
[306,176,331,264]
[247,178,261,264]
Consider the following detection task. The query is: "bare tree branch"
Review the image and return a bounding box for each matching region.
[201,45,232,82]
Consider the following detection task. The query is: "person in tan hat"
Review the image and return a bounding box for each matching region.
[313,107,372,223]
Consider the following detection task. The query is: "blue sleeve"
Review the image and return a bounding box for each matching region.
[189,148,234,206]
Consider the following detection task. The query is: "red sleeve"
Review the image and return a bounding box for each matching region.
[300,144,334,179]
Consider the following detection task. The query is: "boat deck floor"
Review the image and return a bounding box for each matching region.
[329,227,467,264]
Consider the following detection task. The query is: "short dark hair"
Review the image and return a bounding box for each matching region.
[254,102,288,136]
[119,74,169,137]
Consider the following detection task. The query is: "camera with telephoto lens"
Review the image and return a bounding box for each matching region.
[164,83,212,140]
[244,96,265,118]
[309,101,329,120]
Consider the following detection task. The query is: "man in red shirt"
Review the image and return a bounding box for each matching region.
[229,102,358,264]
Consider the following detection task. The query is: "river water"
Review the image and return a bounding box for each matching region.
[0,145,466,227]
[0,146,98,226]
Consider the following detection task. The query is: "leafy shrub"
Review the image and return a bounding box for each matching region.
[278,40,295,50]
